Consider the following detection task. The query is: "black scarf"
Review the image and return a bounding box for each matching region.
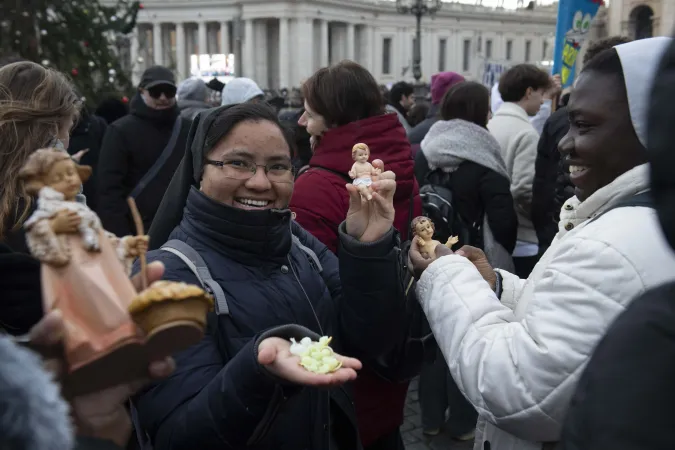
[179,187,292,265]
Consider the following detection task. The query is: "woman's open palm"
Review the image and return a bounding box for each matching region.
[345,159,396,243]
[258,337,362,387]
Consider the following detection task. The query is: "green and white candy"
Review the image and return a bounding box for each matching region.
[290,336,342,374]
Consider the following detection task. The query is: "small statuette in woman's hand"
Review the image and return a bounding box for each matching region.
[345,159,397,243]
[408,235,453,278]
[22,261,174,448]
[258,337,362,387]
[49,210,81,234]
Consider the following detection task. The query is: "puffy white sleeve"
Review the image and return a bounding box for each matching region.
[496,269,526,310]
[416,236,645,442]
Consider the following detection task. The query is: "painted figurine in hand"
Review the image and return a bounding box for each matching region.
[19,148,149,393]
[412,216,459,260]
[348,143,381,201]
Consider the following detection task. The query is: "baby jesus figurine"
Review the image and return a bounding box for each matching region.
[19,148,149,393]
[348,143,381,201]
[412,216,459,260]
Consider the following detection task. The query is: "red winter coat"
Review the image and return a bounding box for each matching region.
[290,112,422,446]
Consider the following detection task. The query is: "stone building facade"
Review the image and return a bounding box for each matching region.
[125,0,557,88]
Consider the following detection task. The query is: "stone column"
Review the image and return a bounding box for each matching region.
[279,18,290,88]
[244,19,255,79]
[320,19,329,66]
[661,3,675,36]
[346,22,355,61]
[220,21,230,54]
[175,23,186,79]
[153,22,163,65]
[198,21,208,55]
[367,25,375,74]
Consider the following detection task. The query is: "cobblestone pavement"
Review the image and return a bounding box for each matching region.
[402,378,474,450]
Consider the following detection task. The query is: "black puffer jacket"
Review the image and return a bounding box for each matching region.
[531,106,574,252]
[96,94,191,236]
[133,187,408,450]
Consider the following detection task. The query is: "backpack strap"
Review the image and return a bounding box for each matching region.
[291,234,323,274]
[589,191,653,224]
[160,239,229,315]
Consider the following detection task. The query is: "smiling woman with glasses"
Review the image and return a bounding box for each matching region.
[136,102,410,450]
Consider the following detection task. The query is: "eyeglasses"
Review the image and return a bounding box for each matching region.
[204,158,295,183]
[147,85,177,99]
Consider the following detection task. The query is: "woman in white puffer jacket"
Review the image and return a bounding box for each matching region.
[412,37,675,450]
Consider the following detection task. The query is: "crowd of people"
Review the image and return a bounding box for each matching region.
[1,32,675,450]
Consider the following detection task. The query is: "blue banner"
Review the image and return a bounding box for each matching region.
[552,0,604,88]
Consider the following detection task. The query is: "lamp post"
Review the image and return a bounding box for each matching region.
[396,0,441,83]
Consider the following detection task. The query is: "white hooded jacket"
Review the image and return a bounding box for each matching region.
[417,37,675,450]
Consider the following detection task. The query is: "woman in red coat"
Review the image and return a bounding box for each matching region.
[290,60,422,450]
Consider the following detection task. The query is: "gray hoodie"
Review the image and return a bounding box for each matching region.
[177,78,211,120]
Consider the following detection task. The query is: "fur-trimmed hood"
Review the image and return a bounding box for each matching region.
[0,335,73,450]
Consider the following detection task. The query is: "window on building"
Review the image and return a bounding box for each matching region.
[486,39,493,59]
[382,37,392,75]
[631,5,654,40]
[439,38,447,72]
[525,40,531,62]
[506,39,513,60]
[462,39,470,72]
[542,40,548,59]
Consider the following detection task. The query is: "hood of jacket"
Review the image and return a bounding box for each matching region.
[0,336,73,450]
[130,92,179,126]
[421,119,508,179]
[615,37,671,148]
[309,113,416,203]
[148,104,235,249]
[221,78,264,106]
[177,77,208,102]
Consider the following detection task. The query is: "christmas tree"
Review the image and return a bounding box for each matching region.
[0,0,142,106]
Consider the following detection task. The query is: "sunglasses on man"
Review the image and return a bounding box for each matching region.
[147,85,177,99]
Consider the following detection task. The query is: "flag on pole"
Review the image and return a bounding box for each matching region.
[552,0,604,88]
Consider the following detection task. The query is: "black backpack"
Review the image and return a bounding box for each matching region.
[419,169,479,248]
